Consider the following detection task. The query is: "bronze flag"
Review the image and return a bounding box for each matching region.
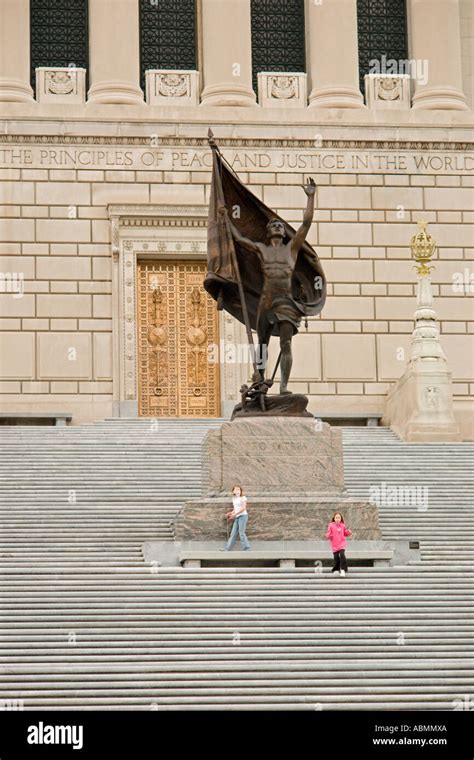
[204,142,326,336]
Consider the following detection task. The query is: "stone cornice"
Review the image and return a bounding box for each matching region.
[0,134,472,151]
[108,205,207,226]
[121,218,207,228]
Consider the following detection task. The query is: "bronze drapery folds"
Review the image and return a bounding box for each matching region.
[204,134,327,338]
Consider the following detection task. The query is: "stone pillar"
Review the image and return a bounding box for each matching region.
[0,0,34,102]
[307,0,364,108]
[88,0,144,105]
[200,0,256,106]
[410,0,468,110]
[382,224,461,441]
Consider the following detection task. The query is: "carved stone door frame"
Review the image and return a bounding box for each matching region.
[109,204,251,418]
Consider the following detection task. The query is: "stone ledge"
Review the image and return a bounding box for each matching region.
[0,411,72,426]
[180,548,394,568]
[314,412,383,426]
[2,102,473,130]
[143,539,418,568]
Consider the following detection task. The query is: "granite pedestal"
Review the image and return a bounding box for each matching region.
[175,418,381,542]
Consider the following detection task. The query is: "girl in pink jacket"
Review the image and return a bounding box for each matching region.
[326,512,352,576]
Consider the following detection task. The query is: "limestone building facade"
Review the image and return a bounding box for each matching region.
[0,0,473,437]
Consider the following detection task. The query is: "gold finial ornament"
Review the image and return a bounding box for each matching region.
[410,221,437,276]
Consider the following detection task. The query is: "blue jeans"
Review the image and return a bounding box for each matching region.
[225,514,250,551]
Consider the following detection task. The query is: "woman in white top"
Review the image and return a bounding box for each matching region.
[222,485,251,551]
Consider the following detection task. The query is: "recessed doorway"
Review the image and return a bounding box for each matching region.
[137,260,220,417]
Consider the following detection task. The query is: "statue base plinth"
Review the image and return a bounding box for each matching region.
[383,361,462,442]
[175,496,381,542]
[175,417,381,542]
[231,393,312,419]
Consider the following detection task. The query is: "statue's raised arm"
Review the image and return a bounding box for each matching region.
[291,177,316,256]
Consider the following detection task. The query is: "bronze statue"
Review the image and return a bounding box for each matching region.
[227,179,316,394]
[205,131,326,416]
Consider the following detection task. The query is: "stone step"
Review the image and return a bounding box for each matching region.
[0,607,467,619]
[0,649,471,662]
[0,700,456,710]
[1,584,472,599]
[0,627,473,640]
[0,660,468,675]
[0,678,468,690]
[1,591,469,600]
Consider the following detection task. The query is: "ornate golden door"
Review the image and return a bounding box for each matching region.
[137,260,220,417]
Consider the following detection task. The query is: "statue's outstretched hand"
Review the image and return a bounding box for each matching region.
[303,177,316,196]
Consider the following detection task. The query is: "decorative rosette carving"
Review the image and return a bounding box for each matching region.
[157,73,190,98]
[270,75,297,99]
[376,77,401,101]
[45,70,75,95]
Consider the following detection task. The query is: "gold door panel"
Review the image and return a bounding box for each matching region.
[137,261,220,417]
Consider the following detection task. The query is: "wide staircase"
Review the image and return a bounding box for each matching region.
[343,427,474,566]
[0,420,472,710]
